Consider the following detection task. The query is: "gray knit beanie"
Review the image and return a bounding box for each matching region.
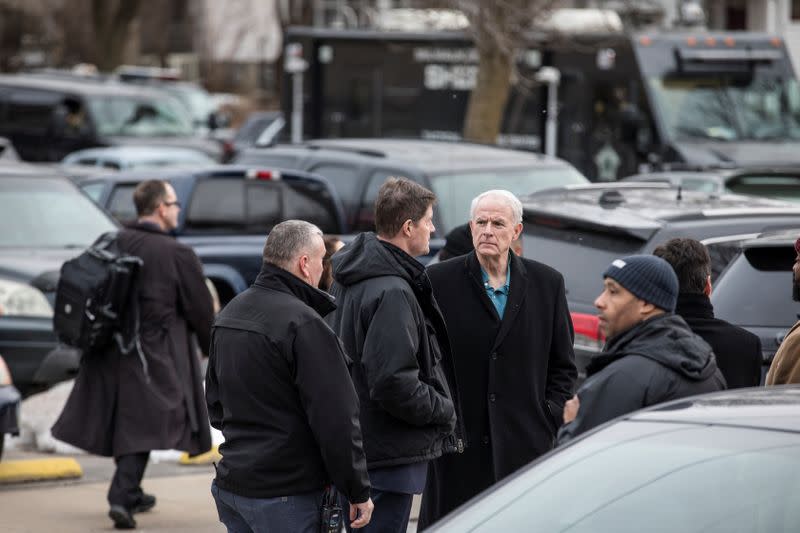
[602,255,679,312]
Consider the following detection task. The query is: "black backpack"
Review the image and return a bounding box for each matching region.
[53,232,143,357]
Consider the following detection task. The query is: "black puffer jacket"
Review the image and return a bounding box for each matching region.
[206,263,370,503]
[328,233,461,469]
[558,313,726,443]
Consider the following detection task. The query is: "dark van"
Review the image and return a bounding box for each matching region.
[0,75,222,162]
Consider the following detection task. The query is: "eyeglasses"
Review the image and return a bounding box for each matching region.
[163,200,181,208]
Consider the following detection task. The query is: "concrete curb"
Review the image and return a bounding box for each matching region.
[0,457,83,483]
[179,445,221,465]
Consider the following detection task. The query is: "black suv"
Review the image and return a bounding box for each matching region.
[0,74,221,162]
[712,229,800,376]
[235,139,589,238]
[520,183,800,378]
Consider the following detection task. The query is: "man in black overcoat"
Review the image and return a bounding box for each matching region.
[418,190,577,528]
[53,179,214,530]
[654,238,762,388]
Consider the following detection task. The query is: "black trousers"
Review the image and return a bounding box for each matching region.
[108,451,150,509]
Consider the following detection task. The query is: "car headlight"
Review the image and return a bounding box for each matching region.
[0,278,53,318]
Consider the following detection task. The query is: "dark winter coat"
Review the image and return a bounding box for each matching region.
[52,222,213,457]
[419,251,577,529]
[558,313,727,443]
[327,233,461,470]
[676,293,762,388]
[206,263,370,503]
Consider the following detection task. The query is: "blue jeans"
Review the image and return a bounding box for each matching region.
[211,480,322,533]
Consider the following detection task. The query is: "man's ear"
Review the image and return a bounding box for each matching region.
[704,275,712,296]
[402,219,413,237]
[639,300,657,316]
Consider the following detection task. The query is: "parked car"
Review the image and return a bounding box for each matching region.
[74,166,347,305]
[520,183,800,378]
[712,228,800,376]
[0,74,222,162]
[0,353,21,461]
[430,386,800,532]
[226,111,285,161]
[622,167,800,203]
[0,137,19,161]
[0,170,117,396]
[62,146,215,170]
[235,139,589,240]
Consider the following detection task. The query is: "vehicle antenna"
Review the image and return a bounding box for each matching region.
[676,185,682,201]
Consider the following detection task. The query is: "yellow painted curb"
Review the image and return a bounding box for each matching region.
[179,445,221,465]
[0,458,83,483]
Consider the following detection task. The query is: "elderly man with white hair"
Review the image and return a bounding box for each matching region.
[418,190,577,529]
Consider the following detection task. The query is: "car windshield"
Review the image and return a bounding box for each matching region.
[429,165,587,232]
[450,420,800,533]
[649,75,800,142]
[0,177,116,247]
[86,95,194,137]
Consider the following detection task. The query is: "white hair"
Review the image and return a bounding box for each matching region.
[469,190,523,225]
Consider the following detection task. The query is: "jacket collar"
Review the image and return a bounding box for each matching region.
[127,220,169,235]
[675,293,715,320]
[254,262,336,316]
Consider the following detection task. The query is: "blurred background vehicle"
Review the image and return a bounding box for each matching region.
[236,139,589,244]
[0,353,21,462]
[0,137,20,162]
[0,74,222,162]
[0,168,117,397]
[622,167,800,203]
[712,229,800,379]
[62,145,215,170]
[520,183,800,379]
[225,111,285,161]
[74,166,346,306]
[430,386,800,533]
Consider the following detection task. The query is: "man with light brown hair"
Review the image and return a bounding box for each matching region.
[327,177,461,533]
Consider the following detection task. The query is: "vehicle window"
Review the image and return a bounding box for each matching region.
[107,185,138,223]
[473,423,800,533]
[522,222,644,307]
[283,182,339,234]
[712,245,800,327]
[76,158,98,166]
[727,175,800,201]
[86,95,193,137]
[101,161,121,170]
[0,177,116,247]
[80,182,105,203]
[186,180,246,227]
[431,166,587,233]
[185,178,341,234]
[308,163,362,219]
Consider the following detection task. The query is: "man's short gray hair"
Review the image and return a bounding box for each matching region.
[470,190,523,225]
[262,220,323,269]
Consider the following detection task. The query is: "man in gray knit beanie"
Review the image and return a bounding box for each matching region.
[558,254,726,443]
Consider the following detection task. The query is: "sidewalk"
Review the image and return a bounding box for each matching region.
[0,470,224,532]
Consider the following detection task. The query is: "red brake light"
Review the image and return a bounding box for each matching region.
[246,169,281,181]
[570,312,605,353]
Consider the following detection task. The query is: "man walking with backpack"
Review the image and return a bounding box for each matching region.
[53,179,214,530]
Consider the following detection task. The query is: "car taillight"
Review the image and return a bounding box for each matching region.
[246,169,281,181]
[571,312,605,353]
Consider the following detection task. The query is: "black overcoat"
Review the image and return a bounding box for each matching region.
[418,251,577,528]
[675,293,762,388]
[52,222,214,457]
